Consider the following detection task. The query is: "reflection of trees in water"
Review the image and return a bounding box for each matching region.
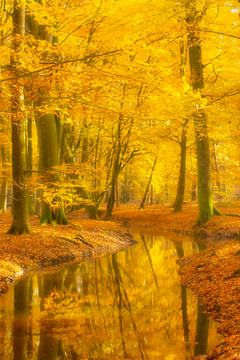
[13,279,31,360]
[194,302,209,356]
[37,273,59,360]
[141,235,159,289]
[173,239,210,358]
[173,240,191,357]
[0,234,217,360]
[194,240,210,357]
[111,253,147,359]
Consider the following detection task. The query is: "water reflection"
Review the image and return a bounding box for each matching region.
[0,233,220,359]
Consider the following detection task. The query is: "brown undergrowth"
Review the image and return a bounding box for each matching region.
[113,203,240,360]
[0,210,134,296]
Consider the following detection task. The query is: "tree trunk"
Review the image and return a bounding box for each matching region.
[173,39,188,213]
[139,155,158,209]
[115,179,120,208]
[191,179,197,202]
[0,147,8,213]
[35,111,68,225]
[211,140,222,198]
[106,146,120,217]
[25,13,68,225]
[26,115,34,214]
[194,110,214,223]
[121,172,130,204]
[78,121,98,219]
[187,20,216,224]
[8,1,31,234]
[173,126,187,212]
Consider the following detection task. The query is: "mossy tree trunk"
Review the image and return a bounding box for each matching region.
[35,111,68,225]
[8,1,31,234]
[187,14,217,224]
[26,14,68,225]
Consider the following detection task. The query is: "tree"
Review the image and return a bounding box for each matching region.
[184,0,219,224]
[8,0,31,234]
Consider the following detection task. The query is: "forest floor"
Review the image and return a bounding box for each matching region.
[113,202,240,239]
[113,203,240,360]
[0,210,134,296]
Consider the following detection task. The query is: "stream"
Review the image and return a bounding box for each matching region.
[0,232,220,359]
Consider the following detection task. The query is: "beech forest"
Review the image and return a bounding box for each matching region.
[0,0,238,232]
[0,0,240,359]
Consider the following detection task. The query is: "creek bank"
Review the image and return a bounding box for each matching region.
[178,240,240,360]
[113,204,240,239]
[0,211,134,296]
[113,205,240,360]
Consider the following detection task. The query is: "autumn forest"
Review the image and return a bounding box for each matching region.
[0,0,240,359]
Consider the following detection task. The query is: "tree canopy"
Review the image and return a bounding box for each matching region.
[0,0,239,232]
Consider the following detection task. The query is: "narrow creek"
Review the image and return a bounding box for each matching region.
[0,232,220,359]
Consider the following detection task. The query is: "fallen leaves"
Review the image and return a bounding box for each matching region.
[0,211,133,297]
[178,241,240,359]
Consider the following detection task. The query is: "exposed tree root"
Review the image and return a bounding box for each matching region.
[7,224,32,235]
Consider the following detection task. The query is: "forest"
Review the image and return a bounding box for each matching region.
[0,0,239,359]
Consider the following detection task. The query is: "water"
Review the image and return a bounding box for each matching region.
[0,232,220,359]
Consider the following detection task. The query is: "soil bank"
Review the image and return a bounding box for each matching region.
[0,211,134,296]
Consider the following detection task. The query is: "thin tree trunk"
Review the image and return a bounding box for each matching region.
[139,155,158,209]
[106,153,120,217]
[191,179,197,202]
[121,172,130,204]
[115,179,120,208]
[106,114,122,217]
[8,1,31,234]
[173,126,187,212]
[0,147,8,213]
[79,120,98,219]
[211,140,222,197]
[173,39,188,213]
[149,184,154,206]
[26,115,34,214]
